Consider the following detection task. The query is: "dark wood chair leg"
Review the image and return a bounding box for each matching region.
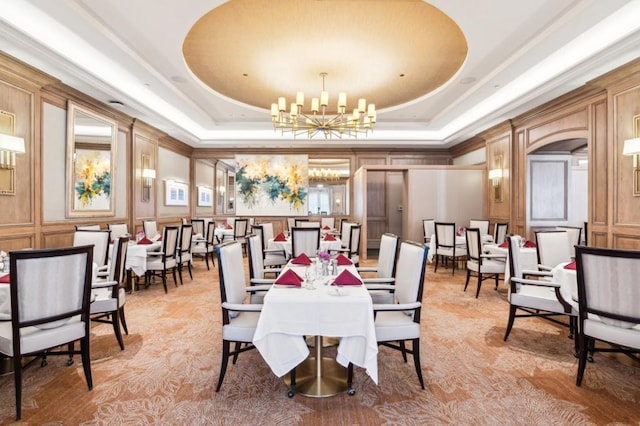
[119,307,129,335]
[412,338,425,390]
[215,341,230,392]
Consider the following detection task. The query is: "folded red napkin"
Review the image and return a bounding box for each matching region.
[0,274,9,284]
[564,261,576,270]
[138,237,153,245]
[274,232,287,242]
[324,234,336,241]
[336,254,352,265]
[323,225,330,230]
[157,236,162,241]
[524,241,536,248]
[291,253,312,265]
[225,224,232,229]
[275,269,302,286]
[332,269,361,286]
[499,241,508,248]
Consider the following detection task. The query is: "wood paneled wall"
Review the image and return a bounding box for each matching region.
[456,57,640,248]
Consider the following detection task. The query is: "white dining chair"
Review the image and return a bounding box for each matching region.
[0,246,94,420]
[373,241,429,389]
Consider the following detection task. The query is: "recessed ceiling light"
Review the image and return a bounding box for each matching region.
[108,100,124,107]
[460,77,476,84]
[242,73,248,77]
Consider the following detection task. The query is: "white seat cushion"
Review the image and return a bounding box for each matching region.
[584,319,640,348]
[510,285,569,314]
[466,259,504,274]
[0,316,84,356]
[147,258,176,270]
[375,311,420,342]
[222,311,260,342]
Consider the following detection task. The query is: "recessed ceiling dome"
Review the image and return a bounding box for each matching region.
[183,0,467,114]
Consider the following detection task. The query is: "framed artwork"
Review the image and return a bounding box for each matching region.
[165,180,189,206]
[235,154,308,216]
[197,186,213,207]
[66,102,117,217]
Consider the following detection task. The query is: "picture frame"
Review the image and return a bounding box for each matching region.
[165,180,189,206]
[66,102,117,217]
[197,186,213,207]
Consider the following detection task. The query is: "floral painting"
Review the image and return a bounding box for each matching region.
[235,154,308,216]
[73,149,111,210]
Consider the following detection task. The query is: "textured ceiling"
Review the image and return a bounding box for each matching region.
[183,0,467,114]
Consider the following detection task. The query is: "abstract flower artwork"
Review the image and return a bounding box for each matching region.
[73,149,111,210]
[235,154,308,216]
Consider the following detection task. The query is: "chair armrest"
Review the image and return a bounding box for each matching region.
[91,280,118,289]
[522,268,553,278]
[96,270,109,278]
[480,254,506,259]
[260,267,282,275]
[538,264,553,271]
[356,266,378,273]
[373,302,421,311]
[147,251,165,256]
[362,278,395,284]
[97,264,108,271]
[511,277,560,288]
[365,283,396,291]
[264,248,285,255]
[250,279,275,285]
[222,302,262,312]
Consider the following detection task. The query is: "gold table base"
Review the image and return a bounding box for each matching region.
[284,336,348,397]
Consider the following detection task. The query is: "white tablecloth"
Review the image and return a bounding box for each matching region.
[253,263,378,384]
[214,227,234,241]
[267,237,343,257]
[552,262,578,311]
[111,241,162,276]
[484,245,538,282]
[0,273,8,319]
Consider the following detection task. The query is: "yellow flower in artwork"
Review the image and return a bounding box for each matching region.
[74,150,111,207]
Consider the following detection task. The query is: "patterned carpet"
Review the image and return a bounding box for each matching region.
[0,257,638,425]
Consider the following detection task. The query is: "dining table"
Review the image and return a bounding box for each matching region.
[114,240,162,291]
[267,236,343,258]
[551,261,579,311]
[214,226,234,243]
[252,259,378,397]
[484,243,538,282]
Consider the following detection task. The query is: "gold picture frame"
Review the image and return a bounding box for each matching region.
[0,110,16,195]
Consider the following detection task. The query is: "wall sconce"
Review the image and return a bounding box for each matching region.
[0,133,25,169]
[141,154,155,202]
[488,155,504,202]
[218,184,226,197]
[0,133,25,196]
[623,137,640,196]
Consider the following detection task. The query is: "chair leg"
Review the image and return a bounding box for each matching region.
[287,368,296,398]
[119,307,129,335]
[177,263,184,285]
[204,254,210,270]
[161,271,168,293]
[434,254,439,273]
[81,336,93,390]
[346,362,356,395]
[188,261,193,280]
[576,333,589,386]
[503,305,517,341]
[494,273,499,289]
[112,311,125,350]
[13,355,22,420]
[399,340,408,363]
[451,256,456,275]
[475,273,482,298]
[412,338,425,390]
[232,342,241,364]
[464,269,471,292]
[215,340,230,392]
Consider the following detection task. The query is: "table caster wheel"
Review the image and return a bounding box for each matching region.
[40,359,48,367]
[66,359,74,366]
[347,387,356,396]
[287,390,295,398]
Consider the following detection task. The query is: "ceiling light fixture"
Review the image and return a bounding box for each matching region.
[271,72,376,139]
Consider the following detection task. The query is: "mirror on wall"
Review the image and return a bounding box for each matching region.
[66,102,117,217]
[216,158,235,214]
[308,158,350,215]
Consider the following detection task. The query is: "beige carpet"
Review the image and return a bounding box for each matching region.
[0,257,639,425]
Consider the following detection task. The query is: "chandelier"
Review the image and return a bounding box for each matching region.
[271,72,376,139]
[309,168,341,181]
